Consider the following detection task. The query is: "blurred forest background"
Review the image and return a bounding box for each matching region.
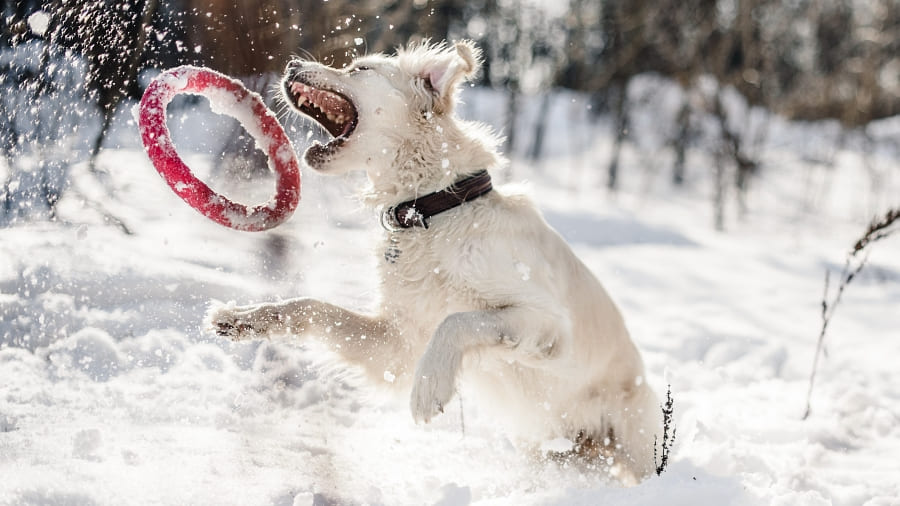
[1,0,899,230]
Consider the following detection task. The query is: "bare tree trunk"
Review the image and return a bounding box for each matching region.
[221,73,278,179]
[713,88,758,219]
[714,148,727,231]
[607,82,628,191]
[89,0,159,169]
[505,87,519,159]
[672,99,690,185]
[528,92,552,161]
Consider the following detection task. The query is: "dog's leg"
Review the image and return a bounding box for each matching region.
[207,298,403,375]
[410,307,565,422]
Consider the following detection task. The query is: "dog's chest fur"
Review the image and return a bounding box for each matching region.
[375,204,496,342]
[378,229,482,316]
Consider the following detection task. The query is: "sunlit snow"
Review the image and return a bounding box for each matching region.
[1,71,899,506]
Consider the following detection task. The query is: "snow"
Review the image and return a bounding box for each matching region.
[1,84,899,506]
[26,11,50,37]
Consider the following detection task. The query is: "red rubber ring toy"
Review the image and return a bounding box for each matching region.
[138,65,300,231]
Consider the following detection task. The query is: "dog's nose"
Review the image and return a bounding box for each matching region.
[285,59,303,75]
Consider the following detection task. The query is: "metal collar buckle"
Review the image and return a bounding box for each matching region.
[380,205,428,231]
[380,206,403,232]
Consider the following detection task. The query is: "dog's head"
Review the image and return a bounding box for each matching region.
[281,40,483,181]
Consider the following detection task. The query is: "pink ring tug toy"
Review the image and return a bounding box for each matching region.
[138,66,300,231]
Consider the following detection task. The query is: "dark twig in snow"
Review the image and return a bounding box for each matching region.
[803,207,899,419]
[851,208,900,254]
[654,385,676,476]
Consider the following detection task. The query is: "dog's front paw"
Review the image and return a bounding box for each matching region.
[205,302,282,341]
[409,355,458,424]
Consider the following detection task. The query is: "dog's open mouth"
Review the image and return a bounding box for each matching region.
[285,79,358,162]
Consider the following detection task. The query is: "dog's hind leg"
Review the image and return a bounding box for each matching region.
[207,298,405,379]
[409,306,568,423]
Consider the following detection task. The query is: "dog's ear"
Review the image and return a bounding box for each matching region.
[421,40,480,114]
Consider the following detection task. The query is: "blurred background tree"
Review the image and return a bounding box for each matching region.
[2,0,899,229]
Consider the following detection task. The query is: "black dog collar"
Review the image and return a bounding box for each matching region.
[381,170,493,230]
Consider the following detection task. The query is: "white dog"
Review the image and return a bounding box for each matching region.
[208,40,660,482]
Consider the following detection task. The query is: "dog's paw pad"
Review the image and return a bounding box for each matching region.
[213,321,253,340]
[214,321,235,337]
[205,304,265,341]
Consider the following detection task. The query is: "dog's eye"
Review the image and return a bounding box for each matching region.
[350,66,371,73]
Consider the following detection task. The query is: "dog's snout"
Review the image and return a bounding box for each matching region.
[285,59,303,77]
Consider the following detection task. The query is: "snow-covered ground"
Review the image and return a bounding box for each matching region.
[1,87,899,506]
